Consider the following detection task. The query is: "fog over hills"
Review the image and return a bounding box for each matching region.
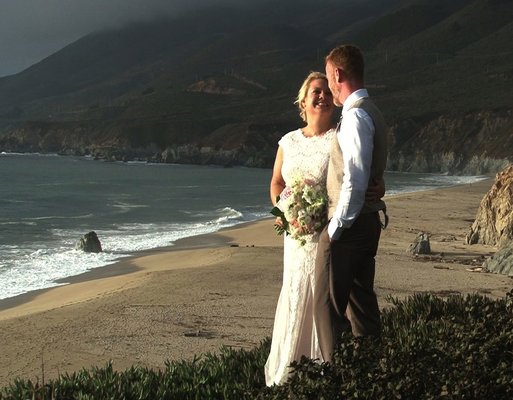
[0,0,511,173]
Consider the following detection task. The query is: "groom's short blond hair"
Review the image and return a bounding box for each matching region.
[325,44,364,83]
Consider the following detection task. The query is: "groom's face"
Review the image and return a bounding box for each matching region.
[325,61,342,107]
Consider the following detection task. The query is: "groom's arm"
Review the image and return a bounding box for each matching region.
[328,108,375,240]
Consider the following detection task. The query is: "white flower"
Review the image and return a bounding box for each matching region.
[270,176,328,245]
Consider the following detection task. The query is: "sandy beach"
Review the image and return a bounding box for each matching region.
[0,178,511,387]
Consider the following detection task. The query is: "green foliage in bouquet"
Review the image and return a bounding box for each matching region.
[271,195,289,236]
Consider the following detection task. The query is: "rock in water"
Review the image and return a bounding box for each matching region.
[408,232,431,254]
[76,231,103,253]
[466,164,513,247]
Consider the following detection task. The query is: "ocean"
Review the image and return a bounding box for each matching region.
[0,153,487,301]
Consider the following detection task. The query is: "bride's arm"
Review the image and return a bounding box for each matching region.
[270,146,286,205]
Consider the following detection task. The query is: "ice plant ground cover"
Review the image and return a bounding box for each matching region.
[2,292,513,399]
[271,177,328,245]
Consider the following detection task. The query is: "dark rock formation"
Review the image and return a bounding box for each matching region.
[482,243,513,276]
[0,120,280,168]
[1,110,512,173]
[387,111,513,175]
[76,231,103,253]
[408,232,431,255]
[466,164,513,247]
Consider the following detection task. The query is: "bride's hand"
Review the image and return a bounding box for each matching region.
[274,217,283,227]
[366,177,385,203]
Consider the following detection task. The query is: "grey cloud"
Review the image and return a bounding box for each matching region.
[0,0,244,77]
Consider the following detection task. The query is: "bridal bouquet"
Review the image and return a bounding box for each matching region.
[271,177,328,245]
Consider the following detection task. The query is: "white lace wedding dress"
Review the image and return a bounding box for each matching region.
[265,128,335,386]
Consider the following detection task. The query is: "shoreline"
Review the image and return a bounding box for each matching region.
[0,177,491,312]
[0,218,269,313]
[0,168,490,308]
[1,178,512,387]
[0,216,284,321]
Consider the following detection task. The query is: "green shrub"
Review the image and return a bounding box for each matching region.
[1,293,512,399]
[277,293,513,399]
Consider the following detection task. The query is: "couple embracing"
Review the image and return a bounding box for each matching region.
[265,44,388,386]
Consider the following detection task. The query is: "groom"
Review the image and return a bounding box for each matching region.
[313,44,388,362]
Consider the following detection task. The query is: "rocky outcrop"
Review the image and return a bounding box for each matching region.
[1,111,512,173]
[76,231,103,253]
[0,120,281,167]
[408,232,431,254]
[387,111,513,175]
[159,144,275,167]
[483,243,513,276]
[466,164,513,247]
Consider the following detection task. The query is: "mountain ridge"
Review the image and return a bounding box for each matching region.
[0,0,511,173]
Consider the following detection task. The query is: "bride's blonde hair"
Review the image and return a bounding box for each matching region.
[294,71,328,123]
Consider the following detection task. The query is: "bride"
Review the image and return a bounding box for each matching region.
[265,72,383,386]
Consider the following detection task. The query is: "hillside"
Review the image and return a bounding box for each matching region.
[0,0,511,173]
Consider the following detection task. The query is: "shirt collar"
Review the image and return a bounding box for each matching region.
[342,88,369,116]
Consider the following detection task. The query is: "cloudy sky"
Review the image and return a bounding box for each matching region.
[0,0,243,77]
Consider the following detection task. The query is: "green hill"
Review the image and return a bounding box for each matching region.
[0,0,511,172]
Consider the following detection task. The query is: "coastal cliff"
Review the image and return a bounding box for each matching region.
[388,110,513,174]
[2,110,511,174]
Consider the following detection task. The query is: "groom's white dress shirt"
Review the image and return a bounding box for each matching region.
[328,88,375,240]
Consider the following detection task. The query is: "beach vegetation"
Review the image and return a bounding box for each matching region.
[1,292,512,399]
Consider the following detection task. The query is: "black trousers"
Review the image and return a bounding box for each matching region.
[313,212,381,362]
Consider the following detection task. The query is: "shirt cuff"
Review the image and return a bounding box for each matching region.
[328,218,343,240]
